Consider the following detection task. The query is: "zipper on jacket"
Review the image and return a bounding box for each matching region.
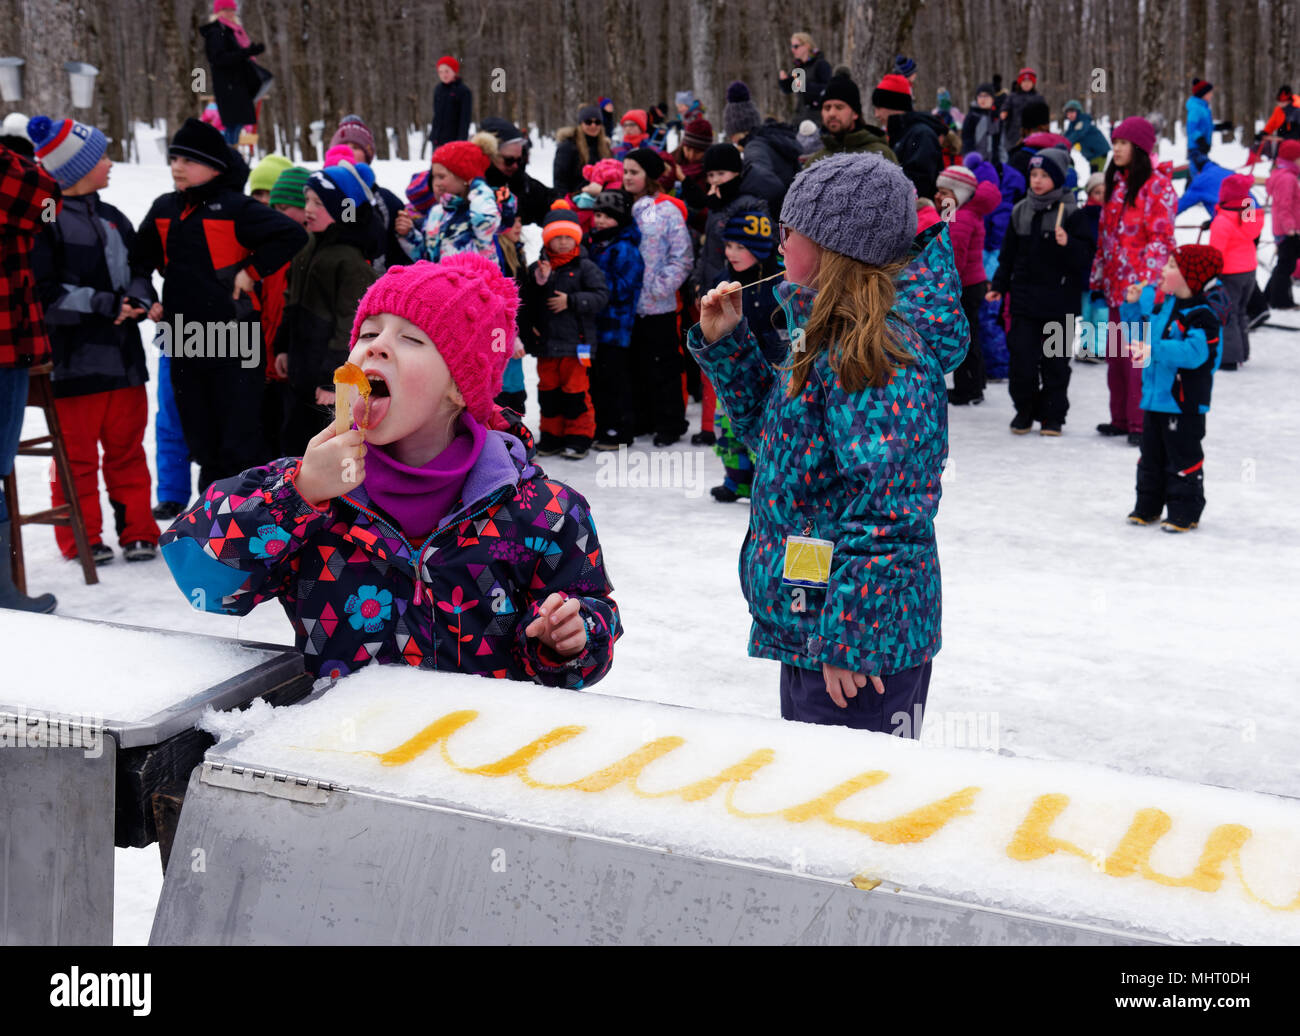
[342,484,513,606]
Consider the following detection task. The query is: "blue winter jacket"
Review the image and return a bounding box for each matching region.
[686,225,967,676]
[1177,154,1233,216]
[1186,95,1214,155]
[985,162,1025,254]
[587,222,643,349]
[1121,285,1222,415]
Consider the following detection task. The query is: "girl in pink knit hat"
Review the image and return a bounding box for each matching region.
[160,253,622,687]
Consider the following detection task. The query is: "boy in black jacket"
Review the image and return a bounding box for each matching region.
[129,118,306,492]
[988,148,1093,435]
[29,116,160,564]
[522,209,609,460]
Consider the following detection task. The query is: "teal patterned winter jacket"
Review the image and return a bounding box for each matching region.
[687,225,968,676]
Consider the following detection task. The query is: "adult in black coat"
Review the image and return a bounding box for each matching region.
[553,106,614,196]
[872,74,947,199]
[430,57,472,150]
[779,33,833,123]
[738,120,802,191]
[199,12,265,143]
[480,117,554,226]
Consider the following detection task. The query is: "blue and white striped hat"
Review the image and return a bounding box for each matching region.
[27,115,107,190]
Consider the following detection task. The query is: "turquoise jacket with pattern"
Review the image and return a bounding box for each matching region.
[159,423,620,688]
[686,225,968,676]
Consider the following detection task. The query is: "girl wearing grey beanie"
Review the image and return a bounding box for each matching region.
[686,151,969,737]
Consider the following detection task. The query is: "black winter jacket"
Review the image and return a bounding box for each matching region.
[991,202,1094,317]
[740,121,802,188]
[129,149,308,359]
[430,80,472,148]
[888,111,948,200]
[778,53,833,119]
[199,21,262,130]
[521,250,609,359]
[32,193,155,398]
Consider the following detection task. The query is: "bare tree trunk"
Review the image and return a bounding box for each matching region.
[843,0,922,88]
[689,0,719,122]
[18,0,78,117]
[1139,0,1170,118]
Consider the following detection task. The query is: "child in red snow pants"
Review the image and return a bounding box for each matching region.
[50,386,159,557]
[537,356,596,451]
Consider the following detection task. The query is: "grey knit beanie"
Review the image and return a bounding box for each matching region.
[723,81,763,138]
[779,152,917,266]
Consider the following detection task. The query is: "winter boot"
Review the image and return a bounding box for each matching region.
[0,521,57,614]
[1096,423,1128,436]
[1010,413,1034,434]
[1126,510,1159,526]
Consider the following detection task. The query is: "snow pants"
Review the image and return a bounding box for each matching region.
[154,351,193,506]
[1135,410,1207,526]
[1008,313,1072,426]
[0,367,29,523]
[950,281,988,401]
[538,355,595,450]
[169,358,266,494]
[1106,305,1144,434]
[630,312,685,439]
[1266,235,1300,309]
[50,386,159,556]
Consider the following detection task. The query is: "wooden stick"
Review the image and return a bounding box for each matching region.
[1055,202,1066,231]
[715,271,786,297]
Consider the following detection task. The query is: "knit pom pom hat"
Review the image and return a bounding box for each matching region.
[349,255,520,424]
[723,80,762,138]
[26,115,107,189]
[582,157,625,190]
[780,151,916,266]
[1173,244,1224,295]
[935,164,977,206]
[682,118,714,151]
[329,114,377,163]
[432,133,494,183]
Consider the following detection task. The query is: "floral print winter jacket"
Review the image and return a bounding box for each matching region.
[686,225,968,677]
[1089,168,1178,308]
[401,177,501,263]
[159,423,621,687]
[632,194,693,316]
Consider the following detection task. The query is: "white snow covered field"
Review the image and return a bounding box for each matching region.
[4,126,1298,943]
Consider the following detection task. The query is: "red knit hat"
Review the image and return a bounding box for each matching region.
[437,55,459,75]
[349,256,519,424]
[620,109,647,133]
[1173,244,1223,295]
[1278,139,1300,163]
[582,157,625,190]
[1018,67,1037,84]
[1192,78,1213,98]
[432,139,490,183]
[871,73,914,112]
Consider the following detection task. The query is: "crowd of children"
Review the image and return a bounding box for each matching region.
[5,28,1300,734]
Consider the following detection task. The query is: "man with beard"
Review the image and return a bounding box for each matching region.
[804,75,897,168]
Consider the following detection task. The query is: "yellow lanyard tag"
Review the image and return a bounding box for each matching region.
[781,535,835,588]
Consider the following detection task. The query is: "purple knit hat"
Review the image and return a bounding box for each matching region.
[1112,116,1156,156]
[329,114,377,163]
[349,255,520,424]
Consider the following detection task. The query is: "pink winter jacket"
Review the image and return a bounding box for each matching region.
[1090,169,1178,307]
[1209,205,1262,275]
[1266,160,1300,238]
[947,180,1002,286]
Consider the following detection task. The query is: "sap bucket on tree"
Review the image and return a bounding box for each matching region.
[0,57,24,102]
[63,62,99,109]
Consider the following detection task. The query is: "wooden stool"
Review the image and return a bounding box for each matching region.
[3,364,98,593]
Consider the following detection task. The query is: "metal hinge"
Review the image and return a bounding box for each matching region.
[201,760,347,803]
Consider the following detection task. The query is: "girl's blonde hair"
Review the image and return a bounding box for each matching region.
[499,236,521,277]
[791,32,816,51]
[784,250,913,396]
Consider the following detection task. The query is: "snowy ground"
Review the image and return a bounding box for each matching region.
[5,127,1299,944]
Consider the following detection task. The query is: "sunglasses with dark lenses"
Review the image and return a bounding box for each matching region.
[500,155,522,167]
[583,119,602,126]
